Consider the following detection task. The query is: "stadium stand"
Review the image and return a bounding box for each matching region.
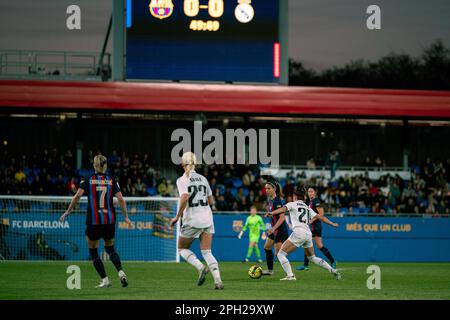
[1,149,448,215]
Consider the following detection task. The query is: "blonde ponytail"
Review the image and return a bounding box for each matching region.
[181,152,197,177]
[93,154,107,173]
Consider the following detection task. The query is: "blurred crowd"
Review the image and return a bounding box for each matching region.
[0,149,175,198]
[1,149,449,215]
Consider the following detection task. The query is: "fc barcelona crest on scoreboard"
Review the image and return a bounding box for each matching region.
[149,0,174,19]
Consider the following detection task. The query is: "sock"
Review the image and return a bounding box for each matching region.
[89,248,107,279]
[254,246,261,259]
[201,250,222,283]
[265,249,274,271]
[179,249,204,272]
[277,250,294,277]
[105,245,123,272]
[246,246,253,259]
[308,255,333,272]
[303,254,310,266]
[320,246,335,264]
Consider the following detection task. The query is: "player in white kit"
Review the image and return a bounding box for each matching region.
[170,152,224,290]
[266,185,342,281]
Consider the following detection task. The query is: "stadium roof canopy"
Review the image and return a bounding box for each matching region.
[1,80,450,119]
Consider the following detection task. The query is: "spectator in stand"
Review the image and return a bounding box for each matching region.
[402,198,416,214]
[157,178,171,197]
[326,150,341,180]
[134,177,147,196]
[306,157,316,170]
[374,156,385,168]
[362,156,372,167]
[282,180,294,198]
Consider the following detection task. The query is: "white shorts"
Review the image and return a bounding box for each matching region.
[180,223,215,239]
[288,228,313,249]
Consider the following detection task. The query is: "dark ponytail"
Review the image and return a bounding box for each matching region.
[275,181,283,198]
[266,178,283,199]
[294,185,307,200]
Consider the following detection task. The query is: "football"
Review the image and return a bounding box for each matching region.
[248,265,263,279]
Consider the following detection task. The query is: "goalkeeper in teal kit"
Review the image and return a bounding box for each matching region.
[238,206,266,262]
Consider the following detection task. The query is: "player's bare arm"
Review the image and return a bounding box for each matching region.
[265,205,287,217]
[171,193,189,227]
[207,195,214,206]
[115,191,132,227]
[270,213,286,234]
[315,214,339,228]
[60,188,84,221]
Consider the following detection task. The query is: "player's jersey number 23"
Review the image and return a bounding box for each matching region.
[188,185,209,207]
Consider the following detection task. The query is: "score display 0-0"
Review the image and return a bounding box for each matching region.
[149,0,255,30]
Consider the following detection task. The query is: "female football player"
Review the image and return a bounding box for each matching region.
[267,185,341,281]
[261,179,289,276]
[60,154,132,288]
[296,186,337,271]
[170,152,224,290]
[238,205,266,263]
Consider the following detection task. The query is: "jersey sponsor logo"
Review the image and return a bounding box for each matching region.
[89,179,113,185]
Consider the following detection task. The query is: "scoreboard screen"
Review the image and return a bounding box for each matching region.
[125,0,280,83]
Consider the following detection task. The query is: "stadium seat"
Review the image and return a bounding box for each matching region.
[230,188,238,198]
[232,179,243,188]
[147,187,158,196]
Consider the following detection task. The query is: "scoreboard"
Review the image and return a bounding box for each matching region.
[125,0,283,83]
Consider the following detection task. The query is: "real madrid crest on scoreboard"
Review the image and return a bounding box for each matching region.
[126,0,284,83]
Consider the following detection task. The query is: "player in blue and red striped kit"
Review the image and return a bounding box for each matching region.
[60,154,132,288]
[261,179,289,276]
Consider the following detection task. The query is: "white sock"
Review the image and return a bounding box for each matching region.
[201,250,222,283]
[277,250,294,277]
[179,249,204,272]
[308,255,333,272]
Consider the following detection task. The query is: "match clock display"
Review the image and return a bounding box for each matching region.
[126,0,280,83]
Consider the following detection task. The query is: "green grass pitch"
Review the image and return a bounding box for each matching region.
[1,261,449,300]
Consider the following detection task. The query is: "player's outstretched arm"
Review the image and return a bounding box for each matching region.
[115,192,132,227]
[316,214,339,228]
[265,205,287,217]
[60,188,84,221]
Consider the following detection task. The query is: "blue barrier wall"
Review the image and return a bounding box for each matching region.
[1,213,176,261]
[2,212,450,262]
[190,215,450,262]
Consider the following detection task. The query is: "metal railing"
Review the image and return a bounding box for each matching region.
[273,164,408,172]
[0,50,111,81]
[211,211,450,218]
